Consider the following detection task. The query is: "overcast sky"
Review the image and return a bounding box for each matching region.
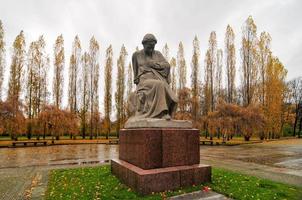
[0,0,301,110]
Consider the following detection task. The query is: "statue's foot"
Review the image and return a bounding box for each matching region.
[162,114,171,120]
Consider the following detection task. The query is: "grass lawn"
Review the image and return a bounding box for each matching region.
[45,165,302,200]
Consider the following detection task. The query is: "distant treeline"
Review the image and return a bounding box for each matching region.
[0,16,301,141]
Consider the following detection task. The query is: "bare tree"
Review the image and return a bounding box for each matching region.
[26,36,49,139]
[177,42,186,90]
[115,45,127,137]
[126,62,133,118]
[53,34,65,109]
[289,77,302,137]
[191,36,200,124]
[104,45,113,139]
[225,25,236,103]
[162,43,169,61]
[8,31,26,114]
[241,16,258,106]
[204,31,217,113]
[258,31,272,106]
[68,36,81,113]
[170,57,177,92]
[80,52,90,139]
[216,49,223,100]
[88,36,100,139]
[0,20,5,100]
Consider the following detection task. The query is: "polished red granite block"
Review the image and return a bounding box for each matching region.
[111,159,211,195]
[119,128,200,169]
[161,129,200,167]
[119,129,162,169]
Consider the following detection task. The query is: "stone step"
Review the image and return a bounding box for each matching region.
[169,190,231,200]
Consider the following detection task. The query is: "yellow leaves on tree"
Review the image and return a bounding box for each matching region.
[263,57,287,138]
[207,101,265,141]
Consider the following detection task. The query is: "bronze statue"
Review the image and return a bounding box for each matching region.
[128,34,178,120]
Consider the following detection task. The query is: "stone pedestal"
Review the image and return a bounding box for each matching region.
[111,128,211,195]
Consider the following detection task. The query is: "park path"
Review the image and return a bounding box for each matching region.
[199,139,302,186]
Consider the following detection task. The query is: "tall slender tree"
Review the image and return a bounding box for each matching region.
[264,56,287,138]
[53,34,64,109]
[126,62,133,118]
[26,41,36,139]
[225,25,236,103]
[34,36,48,115]
[241,16,258,106]
[115,45,127,137]
[204,31,217,113]
[68,35,81,113]
[216,49,223,100]
[80,52,90,139]
[8,31,26,113]
[162,43,169,61]
[104,45,113,139]
[170,57,177,92]
[88,36,100,139]
[0,20,5,100]
[258,31,272,106]
[26,36,49,139]
[289,77,302,137]
[177,42,186,90]
[191,36,200,124]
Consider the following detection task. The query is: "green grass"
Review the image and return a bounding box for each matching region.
[45,165,302,200]
[209,168,301,200]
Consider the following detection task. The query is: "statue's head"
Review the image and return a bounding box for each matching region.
[142,33,157,55]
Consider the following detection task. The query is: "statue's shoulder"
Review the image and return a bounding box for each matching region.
[154,50,162,55]
[132,49,144,59]
[154,50,165,58]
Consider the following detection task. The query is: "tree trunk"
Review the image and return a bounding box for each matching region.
[244,135,250,141]
[293,106,298,137]
[298,116,302,138]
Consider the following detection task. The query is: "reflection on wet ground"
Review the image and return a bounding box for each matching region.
[0,144,118,169]
[0,140,301,170]
[199,140,302,170]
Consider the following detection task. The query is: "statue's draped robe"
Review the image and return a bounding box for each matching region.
[131,50,178,118]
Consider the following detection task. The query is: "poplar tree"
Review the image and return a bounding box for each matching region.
[225,25,236,103]
[204,31,217,113]
[126,62,133,118]
[88,36,100,139]
[8,31,26,112]
[26,36,49,139]
[68,36,81,113]
[115,45,127,137]
[241,16,258,106]
[191,36,200,123]
[216,49,223,100]
[80,52,90,139]
[0,20,5,100]
[53,34,64,109]
[177,42,186,90]
[162,43,169,61]
[104,45,113,139]
[170,57,177,92]
[258,31,272,106]
[264,57,287,138]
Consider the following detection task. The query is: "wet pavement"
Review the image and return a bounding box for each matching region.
[0,144,119,169]
[0,139,301,199]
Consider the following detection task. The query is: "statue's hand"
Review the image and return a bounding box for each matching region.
[134,77,139,84]
[147,61,164,70]
[146,60,156,68]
